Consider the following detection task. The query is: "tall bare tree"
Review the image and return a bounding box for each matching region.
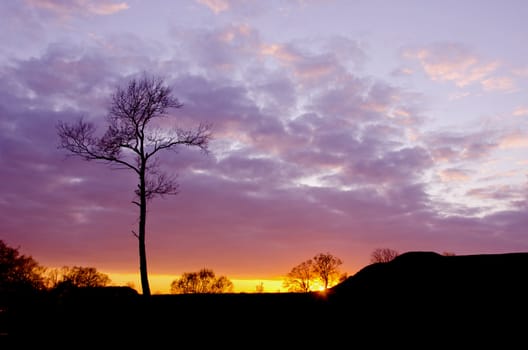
[57,74,212,297]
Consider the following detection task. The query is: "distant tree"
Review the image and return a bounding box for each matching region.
[312,252,343,290]
[283,259,315,293]
[170,268,234,294]
[52,266,111,290]
[57,74,212,297]
[255,282,264,293]
[284,252,345,292]
[370,248,399,263]
[0,240,46,294]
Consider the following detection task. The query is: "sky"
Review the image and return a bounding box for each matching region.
[1,0,527,293]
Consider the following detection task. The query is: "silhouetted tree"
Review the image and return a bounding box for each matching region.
[284,253,345,292]
[170,268,233,294]
[255,282,264,293]
[283,259,314,292]
[370,248,399,263]
[312,252,343,290]
[50,266,111,290]
[57,74,212,297]
[0,240,46,295]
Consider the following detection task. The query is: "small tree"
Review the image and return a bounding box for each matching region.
[57,74,212,297]
[312,252,343,290]
[370,248,399,263]
[51,266,111,289]
[284,253,345,292]
[170,268,233,294]
[282,259,314,293]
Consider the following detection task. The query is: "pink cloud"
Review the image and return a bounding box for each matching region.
[499,132,528,149]
[195,0,268,17]
[438,168,471,182]
[26,0,129,18]
[260,43,302,63]
[512,106,528,117]
[196,0,230,14]
[403,43,500,88]
[481,76,516,92]
[261,38,364,87]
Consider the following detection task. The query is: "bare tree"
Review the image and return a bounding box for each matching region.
[283,253,345,292]
[51,266,111,289]
[312,252,343,290]
[282,259,314,293]
[170,268,234,294]
[57,74,212,297]
[370,248,399,263]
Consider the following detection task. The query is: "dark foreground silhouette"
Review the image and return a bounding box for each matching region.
[2,251,527,346]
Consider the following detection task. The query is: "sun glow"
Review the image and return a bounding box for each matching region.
[106,273,286,294]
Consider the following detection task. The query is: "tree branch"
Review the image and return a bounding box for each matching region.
[57,118,140,175]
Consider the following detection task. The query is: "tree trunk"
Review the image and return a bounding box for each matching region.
[138,170,151,297]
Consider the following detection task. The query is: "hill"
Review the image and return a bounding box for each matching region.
[325,251,528,342]
[330,250,528,299]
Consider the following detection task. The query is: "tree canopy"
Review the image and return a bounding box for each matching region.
[0,239,46,295]
[283,252,345,292]
[170,268,234,294]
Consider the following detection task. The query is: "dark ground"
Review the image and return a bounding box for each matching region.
[2,251,527,347]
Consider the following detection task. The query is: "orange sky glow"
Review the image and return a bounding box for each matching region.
[107,273,287,294]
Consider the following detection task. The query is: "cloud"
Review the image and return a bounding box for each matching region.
[448,91,472,101]
[260,37,365,87]
[403,42,501,88]
[466,185,523,202]
[438,168,471,182]
[196,0,230,14]
[170,24,261,74]
[513,106,528,117]
[512,67,528,77]
[195,0,268,17]
[499,132,528,149]
[391,67,414,77]
[1,17,528,277]
[427,130,499,163]
[481,76,516,92]
[26,0,129,18]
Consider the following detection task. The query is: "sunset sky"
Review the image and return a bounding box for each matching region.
[1,0,527,293]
